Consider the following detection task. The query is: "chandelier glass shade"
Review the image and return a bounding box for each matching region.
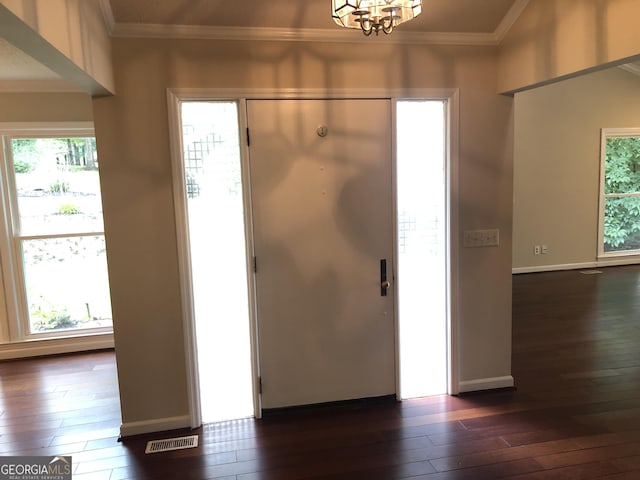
[331,0,423,36]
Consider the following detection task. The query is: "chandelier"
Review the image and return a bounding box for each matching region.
[332,0,423,36]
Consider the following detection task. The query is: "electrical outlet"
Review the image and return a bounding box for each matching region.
[534,245,541,255]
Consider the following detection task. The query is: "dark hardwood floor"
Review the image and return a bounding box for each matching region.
[2,265,640,478]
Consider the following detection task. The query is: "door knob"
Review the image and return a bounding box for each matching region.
[381,280,391,290]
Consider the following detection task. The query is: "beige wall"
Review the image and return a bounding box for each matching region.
[499,0,640,94]
[0,0,114,95]
[93,37,514,430]
[3,0,640,439]
[0,92,93,122]
[513,67,640,271]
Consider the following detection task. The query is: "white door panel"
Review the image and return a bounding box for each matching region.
[247,99,395,409]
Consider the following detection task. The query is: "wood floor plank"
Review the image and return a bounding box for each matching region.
[534,442,640,470]
[506,460,622,479]
[1,266,640,478]
[386,458,544,480]
[429,438,584,472]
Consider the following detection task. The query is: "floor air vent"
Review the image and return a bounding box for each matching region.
[579,270,603,275]
[145,435,199,454]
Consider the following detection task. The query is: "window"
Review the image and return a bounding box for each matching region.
[0,126,112,344]
[599,128,640,257]
[396,100,447,399]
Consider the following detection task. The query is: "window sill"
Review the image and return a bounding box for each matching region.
[0,332,114,360]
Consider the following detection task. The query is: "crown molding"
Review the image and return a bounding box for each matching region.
[98,0,115,35]
[494,0,530,43]
[108,1,531,46]
[110,23,502,46]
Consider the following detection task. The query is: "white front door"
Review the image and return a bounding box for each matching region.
[247,99,396,409]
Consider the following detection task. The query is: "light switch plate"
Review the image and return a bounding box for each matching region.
[463,229,500,248]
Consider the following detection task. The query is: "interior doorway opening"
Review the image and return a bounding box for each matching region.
[396,100,448,399]
[179,101,254,423]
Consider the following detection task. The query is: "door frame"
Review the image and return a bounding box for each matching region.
[167,88,460,428]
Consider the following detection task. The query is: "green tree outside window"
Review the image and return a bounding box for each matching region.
[604,136,640,251]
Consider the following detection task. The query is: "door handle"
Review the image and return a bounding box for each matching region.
[380,259,390,296]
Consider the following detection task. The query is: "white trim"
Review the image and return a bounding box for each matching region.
[98,0,115,35]
[17,231,105,241]
[597,128,608,259]
[170,87,460,424]
[24,325,113,341]
[603,192,640,198]
[237,99,262,420]
[394,96,459,399]
[0,123,112,349]
[0,122,94,133]
[166,90,202,430]
[120,415,191,439]
[600,128,640,137]
[169,87,457,101]
[513,263,597,274]
[598,128,640,259]
[111,23,502,46]
[494,0,530,42]
[0,143,17,342]
[512,257,640,274]
[391,100,400,401]
[458,375,514,393]
[599,249,640,259]
[0,333,113,360]
[168,93,262,426]
[447,90,460,396]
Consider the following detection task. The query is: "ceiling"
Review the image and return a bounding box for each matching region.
[25,0,640,94]
[106,0,519,33]
[0,38,72,91]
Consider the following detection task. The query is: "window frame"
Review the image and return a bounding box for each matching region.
[598,127,640,259]
[0,123,113,344]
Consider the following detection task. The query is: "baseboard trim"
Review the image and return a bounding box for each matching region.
[120,415,191,438]
[512,257,640,274]
[0,334,114,360]
[458,375,514,393]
